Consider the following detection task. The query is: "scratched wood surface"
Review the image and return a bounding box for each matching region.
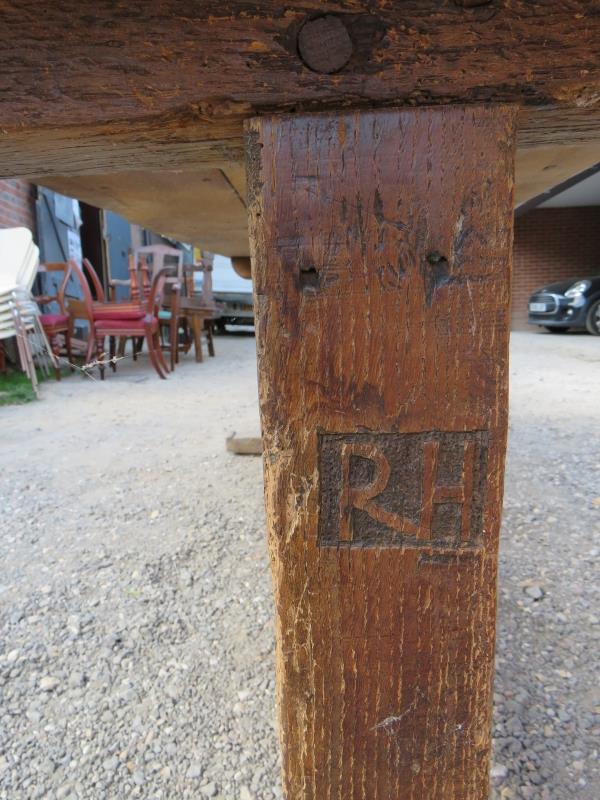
[247,105,516,799]
[1,1,599,130]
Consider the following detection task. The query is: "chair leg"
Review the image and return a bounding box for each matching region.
[49,331,61,381]
[155,333,170,375]
[85,329,96,365]
[109,336,117,372]
[191,316,203,362]
[147,334,166,379]
[65,327,74,372]
[170,317,177,371]
[181,320,191,355]
[205,320,215,357]
[95,334,106,380]
[117,337,127,359]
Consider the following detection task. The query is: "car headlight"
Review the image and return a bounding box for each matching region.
[565,280,591,297]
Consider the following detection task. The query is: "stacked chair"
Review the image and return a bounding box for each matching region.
[0,228,56,393]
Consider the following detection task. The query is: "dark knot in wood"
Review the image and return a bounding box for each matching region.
[297,15,353,74]
[455,0,492,6]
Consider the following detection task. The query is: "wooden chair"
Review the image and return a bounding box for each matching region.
[34,262,74,380]
[94,267,175,380]
[134,245,182,295]
[157,262,217,366]
[66,258,146,363]
[121,246,183,362]
[178,261,218,362]
[157,275,186,370]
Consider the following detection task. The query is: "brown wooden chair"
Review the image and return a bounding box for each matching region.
[134,245,183,294]
[66,257,146,363]
[180,261,218,361]
[34,262,74,379]
[118,246,182,364]
[94,267,175,380]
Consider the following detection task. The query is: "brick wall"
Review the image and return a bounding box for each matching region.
[0,179,37,234]
[512,206,600,328]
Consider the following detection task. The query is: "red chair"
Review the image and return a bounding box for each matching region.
[34,262,74,380]
[66,258,146,363]
[93,267,174,380]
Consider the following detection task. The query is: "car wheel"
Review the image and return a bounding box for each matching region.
[544,326,569,333]
[585,300,600,335]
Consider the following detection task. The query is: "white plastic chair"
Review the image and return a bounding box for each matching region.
[0,227,40,344]
[0,228,53,393]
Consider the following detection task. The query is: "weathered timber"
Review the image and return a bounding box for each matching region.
[0,1,599,131]
[3,106,600,182]
[247,105,516,799]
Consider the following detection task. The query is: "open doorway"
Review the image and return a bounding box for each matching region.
[79,202,107,289]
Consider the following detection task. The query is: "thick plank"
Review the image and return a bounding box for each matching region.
[1,105,600,181]
[0,1,599,132]
[37,168,249,255]
[247,105,516,799]
[0,114,247,179]
[3,107,600,182]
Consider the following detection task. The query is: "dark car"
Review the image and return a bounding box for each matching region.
[528,276,600,335]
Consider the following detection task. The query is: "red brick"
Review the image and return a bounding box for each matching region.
[0,179,37,234]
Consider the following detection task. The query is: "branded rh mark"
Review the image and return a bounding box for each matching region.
[318,431,489,548]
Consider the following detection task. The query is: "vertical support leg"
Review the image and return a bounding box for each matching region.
[170,316,178,371]
[246,105,517,800]
[191,315,203,362]
[85,326,96,366]
[49,331,61,381]
[65,326,74,372]
[95,334,105,380]
[205,319,215,357]
[109,335,117,372]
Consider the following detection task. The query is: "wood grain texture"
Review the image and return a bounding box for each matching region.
[0,1,599,132]
[247,105,516,799]
[3,106,600,182]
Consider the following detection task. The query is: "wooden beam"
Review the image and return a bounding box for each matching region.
[1,2,599,133]
[247,104,516,799]
[3,106,600,182]
[0,114,247,179]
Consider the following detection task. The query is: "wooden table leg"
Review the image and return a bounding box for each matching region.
[190,314,204,362]
[246,105,517,800]
[205,319,215,357]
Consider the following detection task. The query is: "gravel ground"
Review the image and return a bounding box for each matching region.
[0,330,598,800]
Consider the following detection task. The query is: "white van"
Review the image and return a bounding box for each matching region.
[196,254,253,329]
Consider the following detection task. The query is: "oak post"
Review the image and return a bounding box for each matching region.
[246,105,517,799]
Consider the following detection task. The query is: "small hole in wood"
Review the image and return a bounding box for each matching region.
[299,266,319,290]
[426,251,447,266]
[423,253,450,306]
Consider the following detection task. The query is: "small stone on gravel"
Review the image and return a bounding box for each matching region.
[39,676,59,692]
